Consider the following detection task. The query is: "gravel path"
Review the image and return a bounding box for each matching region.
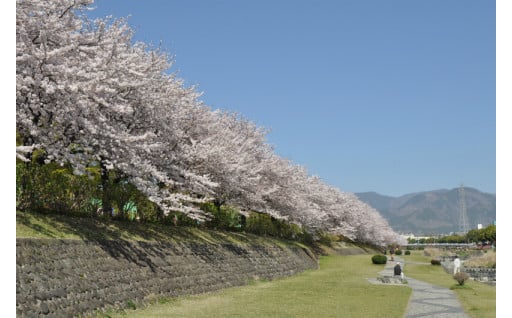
[370,256,469,318]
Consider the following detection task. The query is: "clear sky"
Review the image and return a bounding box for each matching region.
[85,0,496,197]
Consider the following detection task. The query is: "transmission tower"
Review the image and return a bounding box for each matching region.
[458,184,470,234]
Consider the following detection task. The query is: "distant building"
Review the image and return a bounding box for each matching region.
[400,233,435,242]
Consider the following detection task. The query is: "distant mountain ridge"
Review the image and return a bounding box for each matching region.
[355,187,496,235]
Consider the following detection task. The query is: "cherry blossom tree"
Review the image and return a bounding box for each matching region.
[182,111,272,211]
[17,0,402,245]
[16,0,215,216]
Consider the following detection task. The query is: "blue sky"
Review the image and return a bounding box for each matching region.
[86,0,496,197]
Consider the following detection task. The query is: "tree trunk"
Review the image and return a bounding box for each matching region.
[213,199,223,214]
[100,160,112,217]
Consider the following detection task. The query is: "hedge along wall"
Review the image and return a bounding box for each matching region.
[16,238,318,317]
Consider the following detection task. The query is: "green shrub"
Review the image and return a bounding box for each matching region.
[126,299,137,310]
[317,231,339,247]
[395,249,403,255]
[430,259,441,265]
[245,212,275,235]
[404,250,411,255]
[297,230,315,245]
[202,203,242,230]
[16,159,102,216]
[371,254,387,264]
[453,272,470,285]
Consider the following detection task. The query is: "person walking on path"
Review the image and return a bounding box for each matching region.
[453,255,461,274]
[389,246,395,261]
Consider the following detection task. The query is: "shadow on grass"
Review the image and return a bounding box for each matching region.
[16,210,294,273]
[17,211,197,272]
[17,212,60,238]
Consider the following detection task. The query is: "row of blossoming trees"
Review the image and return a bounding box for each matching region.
[16,0,402,246]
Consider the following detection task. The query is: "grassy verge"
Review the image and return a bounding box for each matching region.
[105,254,411,318]
[403,250,496,318]
[15,210,305,248]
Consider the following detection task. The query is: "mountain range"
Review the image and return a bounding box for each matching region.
[355,187,496,235]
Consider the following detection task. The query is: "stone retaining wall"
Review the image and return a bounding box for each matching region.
[16,238,318,317]
[441,261,496,284]
[463,267,496,283]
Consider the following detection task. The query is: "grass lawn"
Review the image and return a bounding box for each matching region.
[15,210,303,249]
[403,250,496,318]
[106,254,412,318]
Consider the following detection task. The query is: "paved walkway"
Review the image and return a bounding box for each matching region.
[375,256,469,318]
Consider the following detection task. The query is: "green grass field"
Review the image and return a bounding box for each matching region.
[106,254,411,318]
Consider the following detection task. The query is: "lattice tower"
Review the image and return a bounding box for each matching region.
[458,184,470,233]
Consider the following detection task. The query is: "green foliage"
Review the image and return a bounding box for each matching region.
[245,212,274,235]
[316,231,340,247]
[297,229,315,245]
[450,284,471,290]
[430,259,441,266]
[437,234,467,244]
[161,212,200,227]
[404,250,411,255]
[466,225,496,244]
[17,159,164,223]
[453,272,470,286]
[273,218,303,241]
[129,191,162,223]
[109,175,139,221]
[436,224,496,244]
[202,203,242,230]
[371,254,387,264]
[16,159,101,216]
[125,300,137,310]
[406,240,426,250]
[395,249,402,255]
[244,212,310,243]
